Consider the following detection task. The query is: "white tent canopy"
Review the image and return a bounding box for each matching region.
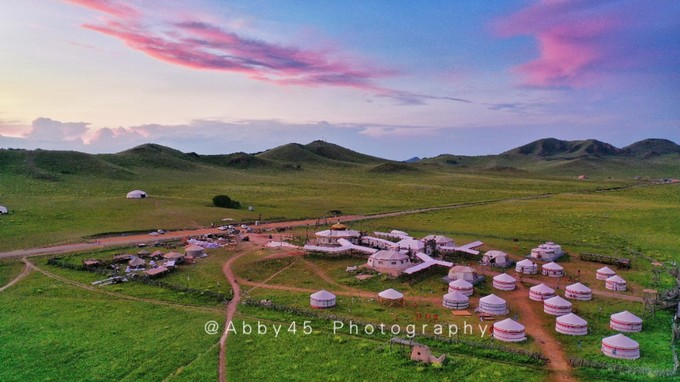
[565,282,592,301]
[606,275,627,291]
[596,266,617,280]
[529,283,556,301]
[541,262,564,277]
[126,190,147,199]
[610,311,642,332]
[493,318,526,342]
[378,288,404,300]
[442,291,469,310]
[544,296,572,316]
[448,278,474,296]
[601,333,640,360]
[515,259,537,274]
[310,290,337,308]
[492,273,516,291]
[479,294,508,315]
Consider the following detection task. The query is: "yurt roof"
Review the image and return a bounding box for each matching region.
[485,250,507,258]
[606,275,626,283]
[370,249,409,261]
[557,313,587,326]
[443,291,469,302]
[494,318,524,331]
[450,265,475,273]
[610,311,642,324]
[449,279,473,288]
[129,257,146,266]
[378,288,404,299]
[517,259,535,266]
[311,290,336,300]
[602,333,639,349]
[493,273,516,282]
[544,296,571,307]
[422,235,454,244]
[164,251,185,259]
[530,283,555,294]
[597,266,616,274]
[185,244,204,251]
[330,223,348,231]
[542,262,564,270]
[566,282,592,292]
[397,238,424,249]
[480,294,506,305]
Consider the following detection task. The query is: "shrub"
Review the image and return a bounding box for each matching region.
[212,194,241,209]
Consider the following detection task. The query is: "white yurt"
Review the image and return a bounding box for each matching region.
[315,223,362,245]
[478,294,508,315]
[596,266,617,280]
[544,296,572,316]
[126,190,147,199]
[0,205,7,214]
[421,235,455,248]
[529,283,556,301]
[482,250,509,265]
[493,318,526,342]
[367,249,412,271]
[565,282,592,301]
[378,288,404,306]
[556,313,588,336]
[606,275,627,291]
[601,334,640,360]
[541,262,564,277]
[515,259,537,274]
[492,273,516,291]
[310,290,336,308]
[442,291,470,310]
[448,265,478,282]
[396,237,425,252]
[184,244,205,257]
[610,311,643,332]
[448,278,474,296]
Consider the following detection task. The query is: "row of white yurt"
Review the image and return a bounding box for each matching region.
[565,282,592,301]
[448,278,474,296]
[555,313,588,336]
[442,291,469,310]
[610,311,642,332]
[541,262,564,277]
[493,319,526,342]
[544,296,572,316]
[492,273,516,291]
[479,294,508,315]
[605,275,627,291]
[596,266,616,280]
[515,259,537,274]
[529,283,556,301]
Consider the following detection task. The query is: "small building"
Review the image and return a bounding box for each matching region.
[529,283,556,301]
[82,259,101,268]
[150,250,165,260]
[478,294,508,316]
[515,259,537,274]
[606,275,627,291]
[442,291,469,310]
[126,190,147,199]
[378,288,404,306]
[448,278,474,296]
[482,250,509,266]
[530,242,564,262]
[544,296,572,316]
[367,249,412,271]
[541,262,564,277]
[421,235,455,248]
[0,205,8,214]
[112,254,133,263]
[610,311,642,332]
[556,313,588,336]
[492,273,516,291]
[565,282,592,301]
[137,250,151,258]
[185,244,205,257]
[163,251,185,263]
[128,256,146,268]
[314,223,361,246]
[310,290,336,309]
[493,318,526,342]
[396,237,424,253]
[447,265,479,283]
[144,266,169,278]
[601,334,640,360]
[596,266,617,280]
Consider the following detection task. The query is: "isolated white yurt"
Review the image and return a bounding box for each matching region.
[601,334,640,360]
[541,262,564,277]
[448,278,474,296]
[442,291,469,310]
[126,190,147,199]
[448,265,478,283]
[0,205,7,214]
[596,266,617,280]
[556,313,588,336]
[310,290,336,308]
[478,294,508,315]
[314,223,362,246]
[610,311,643,332]
[606,275,627,291]
[544,296,572,316]
[367,249,412,271]
[184,244,205,257]
[482,250,509,266]
[515,259,537,274]
[529,283,556,301]
[565,282,593,301]
[492,273,516,291]
[378,288,404,306]
[493,318,526,342]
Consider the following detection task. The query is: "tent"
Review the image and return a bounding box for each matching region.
[492,273,516,291]
[610,311,642,332]
[126,190,147,199]
[529,283,556,301]
[606,275,627,291]
[128,256,146,268]
[163,251,185,262]
[442,291,469,310]
[478,294,508,315]
[482,250,509,265]
[543,296,572,316]
[367,249,412,271]
[421,235,455,247]
[315,224,362,245]
[447,265,478,282]
[530,242,563,262]
[515,259,537,274]
[541,262,564,277]
[596,266,616,280]
[601,334,640,360]
[396,237,425,252]
[185,244,205,257]
[448,279,473,296]
[310,290,336,308]
[378,288,404,306]
[493,318,526,342]
[0,205,7,214]
[556,313,588,336]
[565,282,592,301]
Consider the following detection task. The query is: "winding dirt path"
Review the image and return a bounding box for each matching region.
[0,258,33,293]
[218,252,246,382]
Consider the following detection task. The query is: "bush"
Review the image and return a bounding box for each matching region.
[212,194,241,209]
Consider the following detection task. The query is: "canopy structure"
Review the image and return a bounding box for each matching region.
[515,259,537,274]
[544,296,572,316]
[442,291,469,310]
[541,262,564,277]
[478,294,508,315]
[126,190,147,199]
[396,238,425,252]
[0,205,7,214]
[185,244,205,257]
[529,283,556,301]
[596,266,617,280]
[310,290,336,308]
[492,273,516,291]
[606,275,627,291]
[378,288,404,306]
[448,279,473,296]
[565,282,592,301]
[601,334,640,360]
[367,249,412,271]
[403,252,453,275]
[482,250,509,266]
[610,311,642,332]
[530,241,564,262]
[556,313,588,336]
[448,265,478,282]
[493,318,526,342]
[421,235,455,248]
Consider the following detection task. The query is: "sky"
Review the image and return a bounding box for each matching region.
[0,0,679,160]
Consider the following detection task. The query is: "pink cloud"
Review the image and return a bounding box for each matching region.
[64,0,138,18]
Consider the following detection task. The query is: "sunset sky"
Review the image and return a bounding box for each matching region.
[1,0,678,159]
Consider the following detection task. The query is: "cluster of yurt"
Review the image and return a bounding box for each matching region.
[378,288,404,306]
[126,190,147,199]
[541,262,564,277]
[556,313,588,336]
[610,311,642,332]
[601,334,640,360]
[596,266,617,280]
[448,278,473,296]
[492,273,516,291]
[492,319,526,342]
[442,291,469,310]
[605,275,627,291]
[310,290,336,308]
[565,282,592,301]
[515,259,537,274]
[543,296,572,316]
[367,249,412,271]
[529,283,556,301]
[478,294,508,315]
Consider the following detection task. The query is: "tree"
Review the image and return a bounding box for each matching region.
[212,194,241,209]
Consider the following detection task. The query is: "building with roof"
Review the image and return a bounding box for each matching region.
[442,291,469,310]
[492,273,516,291]
[378,288,404,306]
[0,205,8,214]
[128,256,146,268]
[529,283,556,301]
[529,242,564,262]
[544,296,572,316]
[448,279,474,296]
[144,266,169,278]
[601,334,640,360]
[556,313,588,336]
[367,249,412,271]
[541,262,564,277]
[314,223,362,246]
[481,250,511,267]
[163,251,185,263]
[606,275,627,291]
[447,265,481,284]
[310,290,336,308]
[185,244,205,257]
[478,294,508,315]
[515,259,537,274]
[493,319,526,342]
[396,237,424,253]
[610,311,642,332]
[596,266,617,280]
[126,190,147,199]
[565,283,592,301]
